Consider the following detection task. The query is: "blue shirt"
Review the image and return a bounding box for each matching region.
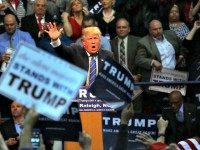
[0,28,36,54]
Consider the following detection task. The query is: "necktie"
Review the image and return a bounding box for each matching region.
[89,56,96,85]
[119,40,125,65]
[38,17,43,31]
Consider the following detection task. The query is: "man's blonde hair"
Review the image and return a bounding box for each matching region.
[82,26,101,38]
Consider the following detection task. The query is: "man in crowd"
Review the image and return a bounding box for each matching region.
[45,22,113,86]
[135,19,187,114]
[21,0,53,46]
[162,90,200,144]
[111,17,140,76]
[0,13,35,66]
[0,101,25,150]
[135,19,187,82]
[0,13,35,118]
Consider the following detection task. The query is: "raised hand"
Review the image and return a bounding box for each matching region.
[45,22,63,41]
[135,132,156,145]
[120,103,134,125]
[157,117,168,135]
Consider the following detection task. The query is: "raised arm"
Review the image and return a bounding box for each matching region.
[186,20,200,40]
[19,107,39,149]
[61,12,73,37]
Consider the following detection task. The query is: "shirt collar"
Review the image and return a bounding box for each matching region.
[118,36,128,42]
[35,15,45,20]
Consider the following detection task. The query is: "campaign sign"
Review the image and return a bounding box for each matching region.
[149,68,188,96]
[89,57,134,110]
[102,112,158,150]
[0,43,87,120]
[89,58,134,109]
[89,1,102,14]
[34,102,82,141]
[74,86,114,111]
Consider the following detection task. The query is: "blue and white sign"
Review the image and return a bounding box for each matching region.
[0,42,87,120]
[89,57,135,110]
[102,112,159,150]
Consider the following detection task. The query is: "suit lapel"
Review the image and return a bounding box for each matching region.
[170,111,177,132]
[184,105,192,130]
[127,36,132,68]
[31,15,40,33]
[98,51,106,72]
[112,38,119,61]
[81,50,89,71]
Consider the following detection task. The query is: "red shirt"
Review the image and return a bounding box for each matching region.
[68,17,82,40]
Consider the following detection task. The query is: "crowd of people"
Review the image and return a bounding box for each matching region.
[0,0,200,149]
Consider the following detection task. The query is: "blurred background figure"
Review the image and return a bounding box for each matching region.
[94,0,121,40]
[0,101,25,150]
[166,4,189,40]
[61,0,89,41]
[0,13,35,72]
[21,0,54,46]
[2,0,26,23]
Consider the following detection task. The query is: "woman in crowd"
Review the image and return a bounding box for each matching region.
[61,0,88,41]
[94,0,120,40]
[167,4,189,40]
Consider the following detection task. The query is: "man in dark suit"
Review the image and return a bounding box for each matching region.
[111,17,140,76]
[46,23,113,86]
[162,90,200,144]
[20,0,53,46]
[135,19,187,82]
[0,101,25,150]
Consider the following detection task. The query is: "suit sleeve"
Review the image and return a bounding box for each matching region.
[54,44,80,62]
[135,42,153,70]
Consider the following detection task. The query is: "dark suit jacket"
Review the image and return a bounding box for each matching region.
[0,119,19,150]
[54,44,114,72]
[20,13,53,45]
[111,35,140,74]
[135,30,188,81]
[162,103,200,144]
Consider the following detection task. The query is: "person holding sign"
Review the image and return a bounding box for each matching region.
[135,19,188,114]
[135,19,188,82]
[46,22,114,86]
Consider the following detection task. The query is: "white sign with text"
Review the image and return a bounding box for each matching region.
[149,68,188,96]
[0,43,87,120]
